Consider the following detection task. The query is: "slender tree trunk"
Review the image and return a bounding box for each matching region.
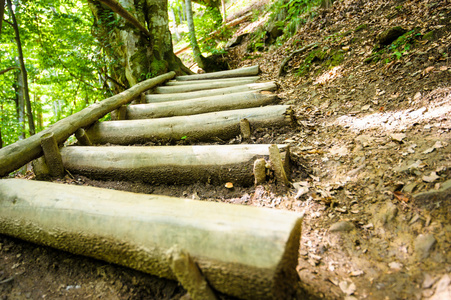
[221,0,226,22]
[7,0,35,136]
[185,0,206,69]
[0,103,3,148]
[14,70,25,140]
[0,0,5,36]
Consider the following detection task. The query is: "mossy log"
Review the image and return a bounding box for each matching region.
[0,72,175,177]
[155,78,257,94]
[165,76,260,86]
[85,105,294,145]
[127,91,278,119]
[146,82,277,103]
[59,144,288,186]
[0,179,303,300]
[175,65,259,81]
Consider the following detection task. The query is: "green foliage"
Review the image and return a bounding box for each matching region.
[365,30,421,64]
[0,0,107,147]
[296,47,344,77]
[271,0,321,38]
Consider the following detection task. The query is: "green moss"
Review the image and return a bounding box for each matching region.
[149,60,167,78]
[423,31,435,41]
[355,24,368,32]
[296,48,345,77]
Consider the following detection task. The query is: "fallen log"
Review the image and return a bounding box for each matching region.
[146,82,277,103]
[59,144,288,186]
[85,105,294,145]
[155,78,257,94]
[0,179,303,300]
[175,65,259,81]
[127,91,278,119]
[165,76,260,86]
[0,72,175,177]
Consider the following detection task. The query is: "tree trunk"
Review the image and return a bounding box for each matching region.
[0,0,5,36]
[0,72,175,177]
[88,0,190,91]
[127,91,278,119]
[146,81,277,103]
[7,0,35,136]
[221,0,226,22]
[185,0,206,69]
[0,179,303,300]
[85,105,294,145]
[14,69,26,140]
[59,144,288,186]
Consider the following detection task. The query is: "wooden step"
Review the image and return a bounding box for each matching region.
[155,78,257,94]
[0,178,303,300]
[59,144,288,186]
[165,76,260,86]
[85,105,294,145]
[175,65,259,81]
[127,91,278,119]
[146,82,277,103]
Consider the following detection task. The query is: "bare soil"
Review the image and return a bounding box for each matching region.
[1,0,450,299]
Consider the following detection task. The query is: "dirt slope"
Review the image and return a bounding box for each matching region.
[1,0,450,299]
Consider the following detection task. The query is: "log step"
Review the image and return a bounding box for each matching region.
[146,82,277,103]
[86,105,294,145]
[127,91,278,119]
[0,179,303,300]
[59,144,288,186]
[165,76,260,86]
[155,78,257,94]
[175,65,259,81]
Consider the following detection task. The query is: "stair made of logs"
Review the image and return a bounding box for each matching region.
[0,65,303,300]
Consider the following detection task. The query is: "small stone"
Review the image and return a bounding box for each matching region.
[389,261,403,270]
[422,172,440,183]
[330,221,355,232]
[390,133,406,143]
[414,234,436,259]
[423,273,437,289]
[339,281,356,295]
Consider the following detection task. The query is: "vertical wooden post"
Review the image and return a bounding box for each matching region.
[253,158,267,185]
[75,128,92,146]
[168,248,218,300]
[269,144,289,186]
[40,132,65,178]
[240,118,251,139]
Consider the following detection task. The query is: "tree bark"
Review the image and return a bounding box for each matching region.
[0,0,5,36]
[146,81,277,103]
[97,0,151,37]
[7,0,35,136]
[59,144,288,186]
[127,91,278,119]
[155,78,258,94]
[88,0,190,90]
[0,179,303,300]
[185,0,206,69]
[0,72,175,177]
[85,105,294,145]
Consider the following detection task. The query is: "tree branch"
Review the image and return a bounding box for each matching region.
[97,0,151,37]
[0,66,19,75]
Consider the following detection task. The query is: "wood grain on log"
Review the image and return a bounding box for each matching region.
[85,105,294,145]
[127,91,278,119]
[155,78,257,94]
[0,179,303,299]
[165,76,259,86]
[60,144,288,186]
[175,65,259,81]
[146,82,277,103]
